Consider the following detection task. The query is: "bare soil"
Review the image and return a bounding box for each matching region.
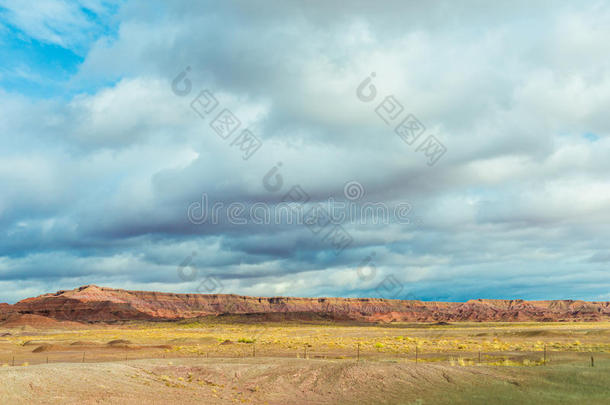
[0,357,517,405]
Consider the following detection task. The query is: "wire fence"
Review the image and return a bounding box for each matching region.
[1,346,604,368]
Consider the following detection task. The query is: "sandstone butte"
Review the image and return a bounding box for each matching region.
[0,285,609,324]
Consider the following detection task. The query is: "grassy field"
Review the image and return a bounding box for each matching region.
[2,319,608,364]
[0,320,608,403]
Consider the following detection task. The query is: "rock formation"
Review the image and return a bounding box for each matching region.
[1,285,608,324]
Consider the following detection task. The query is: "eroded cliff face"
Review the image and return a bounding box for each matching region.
[1,285,609,323]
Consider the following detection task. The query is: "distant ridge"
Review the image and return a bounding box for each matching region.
[1,285,609,324]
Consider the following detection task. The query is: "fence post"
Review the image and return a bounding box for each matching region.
[415,346,418,364]
[253,343,256,358]
[357,343,360,362]
[12,355,14,366]
[543,345,546,365]
[478,351,481,364]
[82,352,85,363]
[591,356,594,367]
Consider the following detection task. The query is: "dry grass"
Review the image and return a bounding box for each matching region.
[0,320,608,366]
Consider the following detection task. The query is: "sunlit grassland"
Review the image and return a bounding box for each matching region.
[418,359,610,405]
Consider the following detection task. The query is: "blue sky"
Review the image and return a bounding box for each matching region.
[0,0,121,97]
[0,0,609,303]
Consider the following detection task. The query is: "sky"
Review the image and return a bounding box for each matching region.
[0,0,609,303]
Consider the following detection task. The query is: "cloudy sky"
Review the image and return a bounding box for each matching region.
[1,0,609,303]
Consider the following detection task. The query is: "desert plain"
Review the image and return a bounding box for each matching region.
[0,317,609,404]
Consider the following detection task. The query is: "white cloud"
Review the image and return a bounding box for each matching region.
[1,0,609,302]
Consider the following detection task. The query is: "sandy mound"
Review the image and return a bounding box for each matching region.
[32,344,55,353]
[70,341,99,346]
[107,339,132,345]
[22,340,46,346]
[106,339,138,349]
[0,314,83,329]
